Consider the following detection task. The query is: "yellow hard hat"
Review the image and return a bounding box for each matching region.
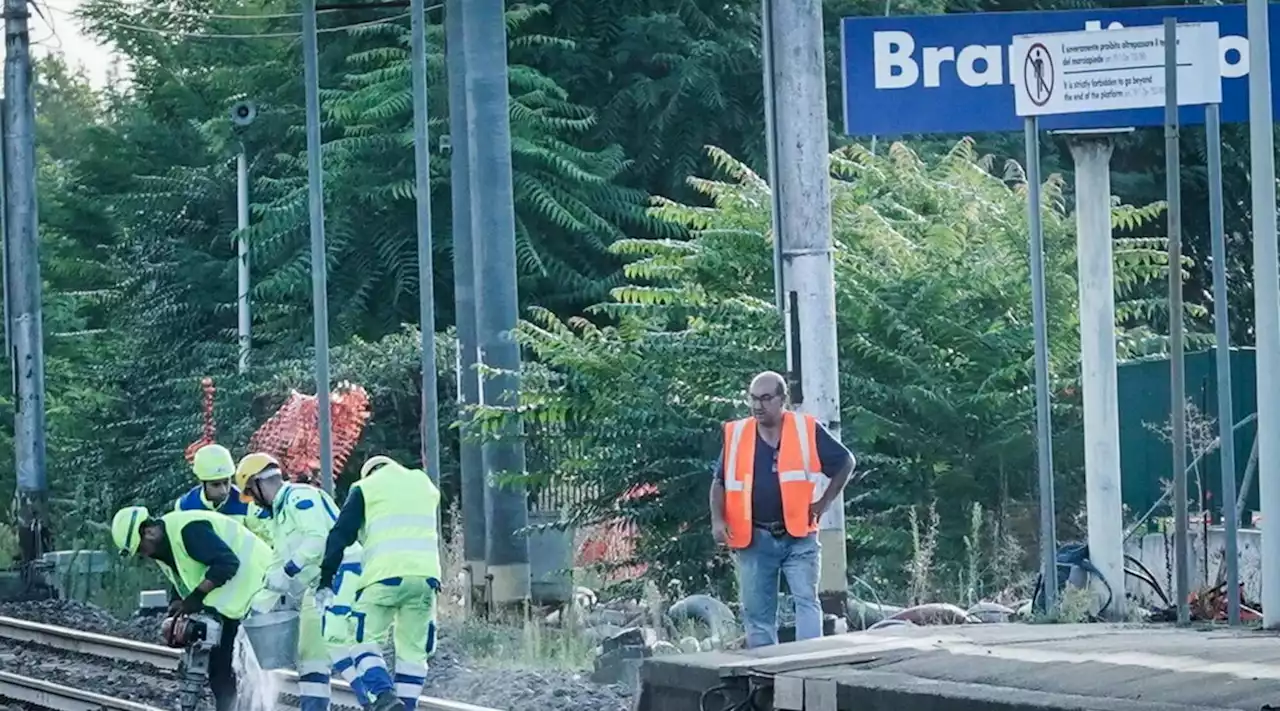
[111,506,150,557]
[192,444,236,482]
[360,455,397,479]
[235,452,281,503]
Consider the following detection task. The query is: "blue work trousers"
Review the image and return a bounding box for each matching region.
[734,530,822,649]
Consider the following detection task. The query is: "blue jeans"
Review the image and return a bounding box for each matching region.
[734,530,822,648]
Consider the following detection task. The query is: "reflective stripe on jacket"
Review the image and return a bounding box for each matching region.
[349,462,441,590]
[271,482,363,591]
[722,411,821,548]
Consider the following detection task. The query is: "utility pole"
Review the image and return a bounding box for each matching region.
[763,0,847,618]
[301,0,335,493]
[445,0,488,615]
[4,0,51,573]
[463,0,531,611]
[1247,0,1280,629]
[409,0,441,490]
[236,147,250,374]
[230,100,256,374]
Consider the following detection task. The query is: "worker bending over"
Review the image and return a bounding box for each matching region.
[111,505,273,711]
[177,443,273,544]
[235,452,371,711]
[316,455,441,711]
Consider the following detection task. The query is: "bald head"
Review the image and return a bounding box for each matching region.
[747,371,788,426]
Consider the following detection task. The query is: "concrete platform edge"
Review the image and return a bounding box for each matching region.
[832,669,1227,711]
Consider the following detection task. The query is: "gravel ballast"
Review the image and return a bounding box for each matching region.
[0,599,632,711]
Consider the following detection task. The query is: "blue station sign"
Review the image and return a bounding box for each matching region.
[840,4,1270,135]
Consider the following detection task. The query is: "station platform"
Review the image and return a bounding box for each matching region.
[635,622,1280,711]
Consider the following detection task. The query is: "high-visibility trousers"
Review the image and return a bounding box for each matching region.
[348,578,438,709]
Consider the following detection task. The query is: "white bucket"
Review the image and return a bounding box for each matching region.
[241,609,299,670]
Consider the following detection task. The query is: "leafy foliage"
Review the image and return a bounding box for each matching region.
[488,140,1182,597]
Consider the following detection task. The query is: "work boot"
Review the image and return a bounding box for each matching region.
[368,691,401,711]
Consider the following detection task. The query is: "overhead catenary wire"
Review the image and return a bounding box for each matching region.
[47,0,434,20]
[43,1,439,39]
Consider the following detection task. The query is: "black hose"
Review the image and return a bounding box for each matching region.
[698,682,766,711]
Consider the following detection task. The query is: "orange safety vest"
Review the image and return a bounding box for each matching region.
[721,411,822,549]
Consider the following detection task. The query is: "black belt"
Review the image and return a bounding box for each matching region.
[753,521,788,537]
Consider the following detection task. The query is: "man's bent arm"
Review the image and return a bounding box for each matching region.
[181,521,240,595]
[317,487,364,591]
[814,424,856,512]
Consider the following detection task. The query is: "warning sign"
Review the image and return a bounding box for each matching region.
[1011,22,1221,118]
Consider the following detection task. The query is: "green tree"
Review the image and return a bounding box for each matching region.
[486,140,1188,599]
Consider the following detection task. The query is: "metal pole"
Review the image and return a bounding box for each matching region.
[765,0,848,619]
[1164,16,1190,625]
[1,96,11,358]
[409,0,441,489]
[302,0,334,493]
[237,148,250,374]
[1068,134,1124,620]
[4,0,50,572]
[1025,116,1057,615]
[1205,102,1239,625]
[761,0,783,314]
[445,0,487,614]
[464,0,531,609]
[1247,0,1280,630]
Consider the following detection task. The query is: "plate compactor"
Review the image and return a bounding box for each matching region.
[163,612,224,711]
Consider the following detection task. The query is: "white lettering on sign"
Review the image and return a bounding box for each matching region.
[1011,23,1222,116]
[872,21,1249,90]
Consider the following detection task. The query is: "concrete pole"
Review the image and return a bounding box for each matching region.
[3,0,51,569]
[237,148,250,374]
[445,0,487,615]
[1246,0,1280,629]
[763,0,847,616]
[409,0,441,491]
[301,0,335,493]
[463,0,531,610]
[1068,135,1125,620]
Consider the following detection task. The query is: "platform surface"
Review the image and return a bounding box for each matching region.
[638,622,1280,711]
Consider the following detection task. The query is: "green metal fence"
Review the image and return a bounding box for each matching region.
[1117,347,1258,524]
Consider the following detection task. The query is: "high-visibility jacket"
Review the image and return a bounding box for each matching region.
[156,510,272,620]
[269,483,363,591]
[722,411,822,548]
[174,484,274,545]
[348,461,440,590]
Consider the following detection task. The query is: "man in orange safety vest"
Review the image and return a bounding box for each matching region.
[709,371,856,648]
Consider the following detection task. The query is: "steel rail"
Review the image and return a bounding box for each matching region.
[0,670,167,711]
[0,616,498,711]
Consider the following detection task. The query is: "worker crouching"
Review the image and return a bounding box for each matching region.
[316,455,441,711]
[110,505,274,711]
[235,452,372,711]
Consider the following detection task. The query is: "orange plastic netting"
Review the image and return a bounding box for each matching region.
[185,377,372,486]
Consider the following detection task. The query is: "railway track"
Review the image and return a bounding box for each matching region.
[0,616,498,711]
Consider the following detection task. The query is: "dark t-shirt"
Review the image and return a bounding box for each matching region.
[711,419,854,524]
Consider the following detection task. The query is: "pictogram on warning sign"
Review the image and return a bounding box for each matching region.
[1023,42,1054,108]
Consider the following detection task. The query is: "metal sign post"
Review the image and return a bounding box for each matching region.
[1022,114,1058,615]
[1163,16,1190,626]
[1205,99,1239,625]
[1011,21,1221,621]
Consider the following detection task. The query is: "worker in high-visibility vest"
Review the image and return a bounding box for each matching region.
[175,443,273,544]
[315,455,440,711]
[709,371,856,649]
[110,505,275,711]
[234,452,371,711]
